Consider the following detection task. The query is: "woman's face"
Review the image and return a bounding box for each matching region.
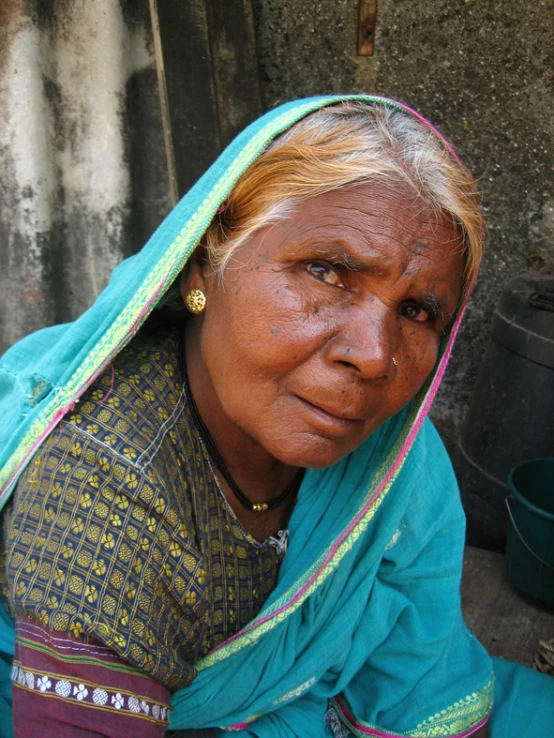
[184,182,465,470]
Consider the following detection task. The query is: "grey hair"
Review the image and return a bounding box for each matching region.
[203,101,484,285]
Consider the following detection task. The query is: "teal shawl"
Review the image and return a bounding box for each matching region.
[1,96,553,737]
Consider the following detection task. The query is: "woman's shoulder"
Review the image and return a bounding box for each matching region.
[393,417,463,532]
[63,327,184,463]
[416,417,455,466]
[0,329,205,689]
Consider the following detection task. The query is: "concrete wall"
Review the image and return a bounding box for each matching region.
[0,0,260,355]
[252,0,554,450]
[0,0,171,351]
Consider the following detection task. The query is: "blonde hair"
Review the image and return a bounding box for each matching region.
[203,102,484,287]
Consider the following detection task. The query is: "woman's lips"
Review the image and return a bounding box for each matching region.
[295,395,366,434]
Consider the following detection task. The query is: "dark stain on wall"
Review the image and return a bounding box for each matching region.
[124,67,172,252]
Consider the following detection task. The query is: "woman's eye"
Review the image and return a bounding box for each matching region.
[400,302,428,322]
[306,262,344,288]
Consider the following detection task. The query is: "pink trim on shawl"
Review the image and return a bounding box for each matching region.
[205,112,478,650]
[210,299,469,655]
[5,93,478,661]
[97,364,116,404]
[3,95,472,510]
[333,696,490,738]
[225,721,253,731]
[385,98,465,169]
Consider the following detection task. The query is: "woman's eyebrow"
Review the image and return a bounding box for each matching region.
[310,243,389,275]
[421,292,443,319]
[308,245,452,319]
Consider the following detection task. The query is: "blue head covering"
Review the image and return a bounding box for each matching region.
[2,96,550,738]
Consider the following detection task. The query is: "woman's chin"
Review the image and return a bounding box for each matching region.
[266,431,368,471]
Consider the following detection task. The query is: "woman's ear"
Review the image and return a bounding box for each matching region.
[180,244,210,308]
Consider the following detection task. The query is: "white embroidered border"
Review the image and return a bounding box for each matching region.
[11,662,170,723]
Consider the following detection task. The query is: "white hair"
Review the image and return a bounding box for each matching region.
[203,102,484,286]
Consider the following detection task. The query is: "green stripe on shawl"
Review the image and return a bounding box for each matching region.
[0,95,404,506]
[1,94,552,738]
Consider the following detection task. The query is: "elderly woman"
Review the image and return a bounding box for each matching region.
[0,95,552,738]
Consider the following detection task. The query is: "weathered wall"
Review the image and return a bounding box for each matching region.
[0,0,171,351]
[252,0,554,451]
[0,0,261,355]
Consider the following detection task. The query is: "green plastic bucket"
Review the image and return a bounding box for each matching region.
[506,458,554,611]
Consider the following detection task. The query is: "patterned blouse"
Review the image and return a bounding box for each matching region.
[0,328,284,735]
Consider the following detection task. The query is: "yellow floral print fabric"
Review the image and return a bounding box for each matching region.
[0,328,282,690]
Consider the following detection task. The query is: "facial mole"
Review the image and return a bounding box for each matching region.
[270,327,281,336]
[312,306,319,313]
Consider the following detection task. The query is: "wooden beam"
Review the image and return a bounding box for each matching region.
[357,0,377,57]
[153,0,221,198]
[206,0,262,147]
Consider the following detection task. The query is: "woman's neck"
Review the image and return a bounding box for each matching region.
[183,327,300,536]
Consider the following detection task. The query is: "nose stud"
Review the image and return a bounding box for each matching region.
[392,357,398,367]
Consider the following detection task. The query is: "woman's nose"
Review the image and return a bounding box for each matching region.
[324,302,396,379]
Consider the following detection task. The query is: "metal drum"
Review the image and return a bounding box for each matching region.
[458,274,554,550]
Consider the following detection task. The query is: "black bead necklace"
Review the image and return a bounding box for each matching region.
[182,347,303,513]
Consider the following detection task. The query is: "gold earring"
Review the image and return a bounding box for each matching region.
[392,356,398,367]
[186,289,206,314]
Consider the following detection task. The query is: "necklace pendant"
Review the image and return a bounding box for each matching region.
[252,502,269,512]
